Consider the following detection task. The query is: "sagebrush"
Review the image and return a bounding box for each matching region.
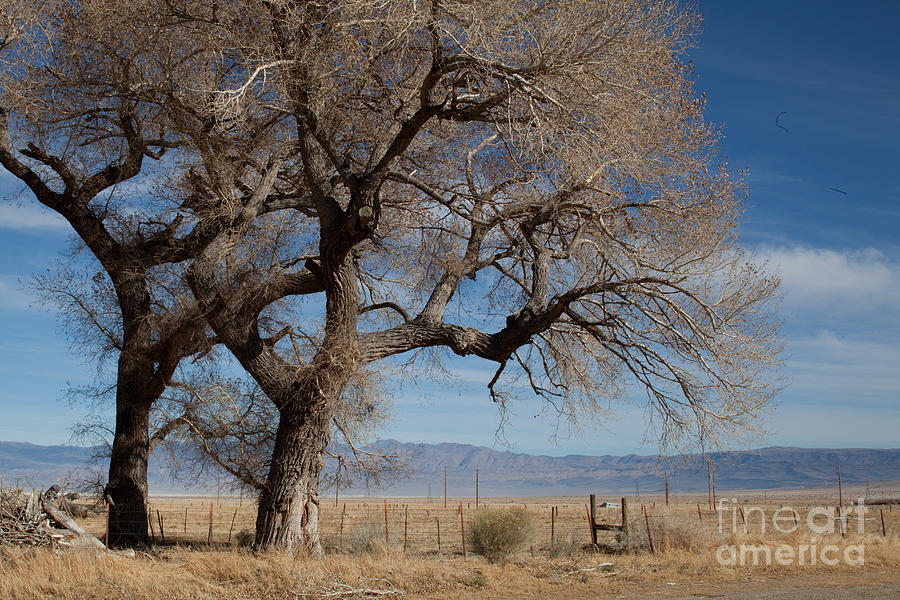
[468,507,536,563]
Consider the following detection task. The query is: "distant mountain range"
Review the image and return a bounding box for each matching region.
[2,439,899,496]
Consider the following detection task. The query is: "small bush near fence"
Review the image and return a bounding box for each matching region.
[346,522,384,554]
[621,512,706,553]
[468,506,536,563]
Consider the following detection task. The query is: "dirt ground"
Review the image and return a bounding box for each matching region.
[607,573,900,600]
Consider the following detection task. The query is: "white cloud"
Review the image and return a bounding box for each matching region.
[749,246,900,443]
[788,331,900,399]
[0,202,68,232]
[759,246,900,312]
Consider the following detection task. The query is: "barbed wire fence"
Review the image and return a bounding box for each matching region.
[3,473,898,555]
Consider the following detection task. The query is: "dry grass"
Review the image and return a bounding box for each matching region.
[2,536,900,600]
[2,495,899,599]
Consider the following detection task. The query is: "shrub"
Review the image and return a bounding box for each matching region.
[620,513,707,553]
[468,507,536,563]
[548,531,586,558]
[346,522,384,554]
[233,530,254,547]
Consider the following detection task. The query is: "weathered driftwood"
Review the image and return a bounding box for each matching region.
[59,498,91,519]
[45,486,98,519]
[1,486,107,550]
[40,493,106,550]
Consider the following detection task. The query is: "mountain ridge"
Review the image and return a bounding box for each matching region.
[1,439,898,496]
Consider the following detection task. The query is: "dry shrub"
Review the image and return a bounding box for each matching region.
[346,522,384,554]
[654,514,709,552]
[233,529,254,547]
[622,513,708,553]
[468,507,536,563]
[548,530,587,558]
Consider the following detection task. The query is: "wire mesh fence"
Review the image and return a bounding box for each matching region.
[63,498,600,555]
[3,476,898,556]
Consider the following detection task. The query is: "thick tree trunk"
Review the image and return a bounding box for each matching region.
[104,360,153,548]
[253,402,331,555]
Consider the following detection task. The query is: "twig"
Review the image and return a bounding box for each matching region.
[309,579,404,599]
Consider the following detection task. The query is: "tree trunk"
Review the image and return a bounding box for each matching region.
[253,402,331,555]
[104,364,152,548]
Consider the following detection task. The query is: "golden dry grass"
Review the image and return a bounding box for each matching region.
[3,495,899,599]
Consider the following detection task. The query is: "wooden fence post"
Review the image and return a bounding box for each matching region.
[697,503,702,521]
[621,497,628,540]
[837,506,845,537]
[403,505,408,552]
[383,499,389,546]
[459,501,466,559]
[837,463,843,509]
[550,506,556,546]
[642,504,654,553]
[148,506,156,542]
[585,503,592,543]
[228,508,238,544]
[436,516,441,552]
[475,469,479,509]
[339,503,346,550]
[589,494,598,548]
[208,502,213,546]
[881,509,886,537]
[105,502,110,549]
[157,509,165,541]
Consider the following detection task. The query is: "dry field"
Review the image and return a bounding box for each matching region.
[2,492,900,599]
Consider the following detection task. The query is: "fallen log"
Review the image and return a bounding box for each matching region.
[40,493,106,550]
[867,498,900,506]
[58,498,91,519]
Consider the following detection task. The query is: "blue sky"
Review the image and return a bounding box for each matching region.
[1,0,898,456]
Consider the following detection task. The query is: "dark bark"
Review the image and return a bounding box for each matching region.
[104,370,153,547]
[250,256,358,553]
[0,107,220,547]
[253,397,332,555]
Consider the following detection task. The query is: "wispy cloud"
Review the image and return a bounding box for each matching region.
[759,246,900,313]
[0,202,68,232]
[746,167,803,187]
[788,331,900,400]
[751,246,900,439]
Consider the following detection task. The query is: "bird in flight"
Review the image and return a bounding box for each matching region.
[776,111,789,133]
[828,187,848,195]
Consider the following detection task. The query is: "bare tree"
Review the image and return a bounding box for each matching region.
[0,0,261,545]
[167,0,782,554]
[2,0,781,556]
[155,364,406,496]
[0,0,401,549]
